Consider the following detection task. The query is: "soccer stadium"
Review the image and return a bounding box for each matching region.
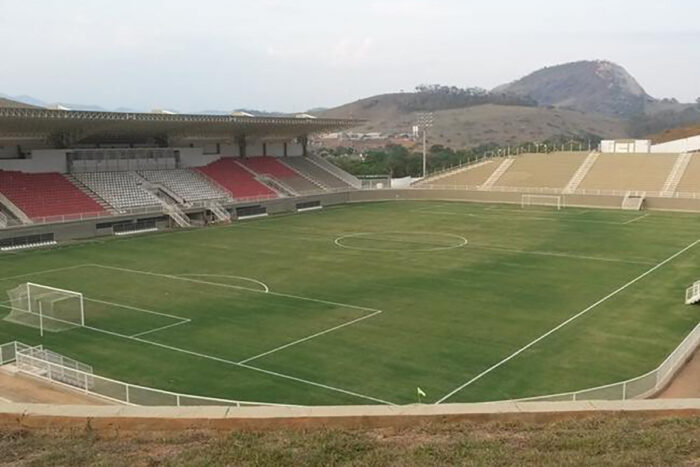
[0,103,698,412]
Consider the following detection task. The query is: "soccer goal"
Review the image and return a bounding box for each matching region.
[4,283,85,336]
[521,194,563,210]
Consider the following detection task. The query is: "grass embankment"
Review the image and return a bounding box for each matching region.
[0,416,698,466]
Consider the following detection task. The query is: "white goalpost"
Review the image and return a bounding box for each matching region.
[521,194,563,210]
[4,283,85,336]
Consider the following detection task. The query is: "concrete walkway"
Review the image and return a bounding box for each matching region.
[0,399,697,431]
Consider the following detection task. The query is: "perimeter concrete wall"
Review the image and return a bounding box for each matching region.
[4,188,700,245]
[0,399,697,432]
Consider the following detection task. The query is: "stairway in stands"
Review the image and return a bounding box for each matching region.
[661,152,692,197]
[479,158,513,190]
[563,152,599,193]
[64,174,114,213]
[197,158,277,200]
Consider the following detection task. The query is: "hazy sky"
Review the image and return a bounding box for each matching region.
[1,0,698,112]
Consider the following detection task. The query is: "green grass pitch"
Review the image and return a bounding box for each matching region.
[0,201,698,405]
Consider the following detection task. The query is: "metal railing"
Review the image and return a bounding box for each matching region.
[411,184,700,199]
[1,341,296,407]
[517,323,700,402]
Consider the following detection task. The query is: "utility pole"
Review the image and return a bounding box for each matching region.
[417,112,434,178]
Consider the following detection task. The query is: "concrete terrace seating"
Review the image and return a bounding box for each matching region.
[281,157,353,190]
[494,152,590,189]
[138,169,229,203]
[74,172,161,210]
[418,160,502,187]
[674,154,700,194]
[578,154,678,192]
[0,170,105,220]
[196,158,276,200]
[239,157,322,194]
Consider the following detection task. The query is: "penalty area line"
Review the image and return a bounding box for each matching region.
[238,310,383,364]
[435,237,700,404]
[130,319,191,338]
[0,302,395,406]
[622,213,650,225]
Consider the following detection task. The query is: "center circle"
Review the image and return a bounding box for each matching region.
[334,231,468,252]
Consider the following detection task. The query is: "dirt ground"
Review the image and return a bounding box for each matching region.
[657,348,700,398]
[0,368,111,405]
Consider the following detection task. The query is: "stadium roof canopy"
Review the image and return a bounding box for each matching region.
[0,107,360,147]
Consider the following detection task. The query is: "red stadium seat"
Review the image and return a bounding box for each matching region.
[196,158,276,199]
[0,170,105,220]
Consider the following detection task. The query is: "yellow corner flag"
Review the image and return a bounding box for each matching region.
[417,387,426,403]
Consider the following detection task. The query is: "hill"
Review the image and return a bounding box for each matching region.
[0,97,40,109]
[318,93,626,148]
[493,60,652,118]
[647,122,700,144]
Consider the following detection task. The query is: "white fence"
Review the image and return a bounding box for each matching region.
[1,341,296,407]
[0,321,698,405]
[518,323,700,402]
[413,184,700,200]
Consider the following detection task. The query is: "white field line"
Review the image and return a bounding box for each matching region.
[88,264,382,313]
[130,319,191,338]
[238,310,383,364]
[0,264,91,283]
[468,244,655,266]
[435,237,700,404]
[84,297,189,322]
[0,397,11,403]
[414,210,645,226]
[0,302,394,405]
[176,274,270,293]
[622,213,650,225]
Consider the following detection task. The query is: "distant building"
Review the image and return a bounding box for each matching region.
[600,139,650,153]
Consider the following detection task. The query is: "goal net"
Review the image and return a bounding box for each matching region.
[521,194,563,210]
[4,283,85,335]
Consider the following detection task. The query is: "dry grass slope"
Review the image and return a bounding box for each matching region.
[0,416,697,466]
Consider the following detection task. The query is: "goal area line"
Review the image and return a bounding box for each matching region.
[1,264,394,405]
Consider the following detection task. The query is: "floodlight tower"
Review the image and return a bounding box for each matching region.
[417,112,434,178]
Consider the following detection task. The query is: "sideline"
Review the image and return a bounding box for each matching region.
[436,238,700,404]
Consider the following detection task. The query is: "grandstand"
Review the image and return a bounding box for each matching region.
[197,158,278,200]
[282,156,357,190]
[494,152,589,188]
[74,172,161,210]
[577,154,678,192]
[674,153,700,193]
[416,159,501,186]
[238,156,323,194]
[0,170,105,220]
[138,169,229,203]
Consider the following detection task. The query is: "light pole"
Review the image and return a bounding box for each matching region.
[417,112,434,178]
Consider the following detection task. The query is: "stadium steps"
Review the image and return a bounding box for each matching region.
[494,152,590,189]
[195,158,277,200]
[685,280,700,305]
[282,157,353,190]
[277,159,328,191]
[207,200,231,223]
[621,192,645,210]
[479,158,513,190]
[414,159,495,186]
[563,152,599,193]
[64,174,115,213]
[661,152,692,196]
[308,155,362,189]
[233,161,290,197]
[0,192,31,224]
[577,154,677,192]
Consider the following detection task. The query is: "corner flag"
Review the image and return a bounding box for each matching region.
[417,387,426,403]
